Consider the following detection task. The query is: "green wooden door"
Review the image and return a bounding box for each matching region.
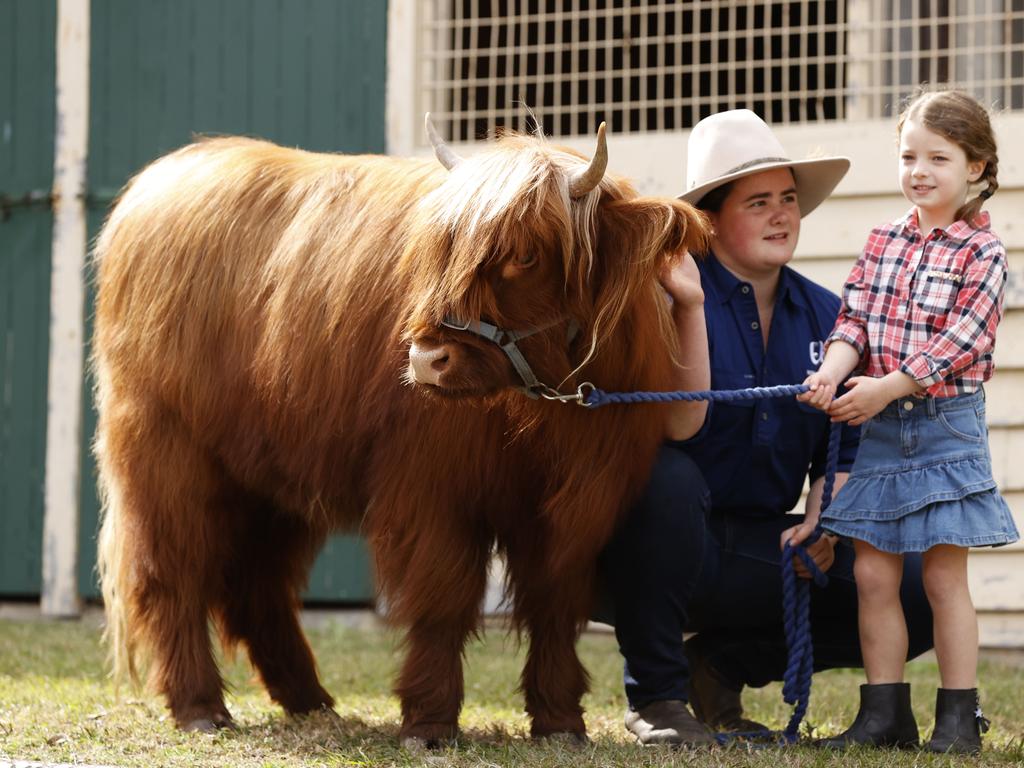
[78,0,388,602]
[0,0,56,597]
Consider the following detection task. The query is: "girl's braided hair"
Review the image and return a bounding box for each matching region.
[897,89,999,226]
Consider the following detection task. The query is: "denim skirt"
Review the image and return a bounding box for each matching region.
[820,389,1019,554]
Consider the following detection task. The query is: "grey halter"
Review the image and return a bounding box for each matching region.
[440,314,581,399]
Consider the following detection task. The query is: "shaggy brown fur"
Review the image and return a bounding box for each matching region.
[94,131,708,741]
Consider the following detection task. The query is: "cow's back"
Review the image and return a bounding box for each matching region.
[93,137,445,516]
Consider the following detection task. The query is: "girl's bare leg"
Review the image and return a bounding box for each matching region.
[853,539,908,682]
[922,544,977,688]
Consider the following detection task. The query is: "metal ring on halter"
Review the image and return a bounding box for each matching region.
[536,381,596,406]
[575,382,595,407]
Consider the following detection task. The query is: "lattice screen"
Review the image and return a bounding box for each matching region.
[417,0,1024,141]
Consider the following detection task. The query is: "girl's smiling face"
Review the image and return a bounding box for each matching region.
[899,119,985,229]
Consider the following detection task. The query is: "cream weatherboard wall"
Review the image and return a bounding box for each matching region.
[573,115,1024,648]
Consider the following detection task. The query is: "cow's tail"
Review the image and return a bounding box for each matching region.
[96,447,141,695]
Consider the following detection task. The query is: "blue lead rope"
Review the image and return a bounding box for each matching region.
[584,383,811,407]
[777,420,841,743]
[584,383,840,746]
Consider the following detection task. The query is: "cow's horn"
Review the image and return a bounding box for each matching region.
[425,113,463,171]
[568,122,608,198]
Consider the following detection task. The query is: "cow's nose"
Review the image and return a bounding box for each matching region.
[409,342,451,385]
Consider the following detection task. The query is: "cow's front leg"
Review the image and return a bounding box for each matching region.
[505,541,592,740]
[522,602,590,739]
[395,617,479,747]
[369,508,490,747]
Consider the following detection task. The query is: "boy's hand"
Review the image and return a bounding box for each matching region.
[829,376,893,425]
[798,371,837,411]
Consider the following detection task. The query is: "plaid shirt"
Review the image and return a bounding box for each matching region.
[827,209,1007,397]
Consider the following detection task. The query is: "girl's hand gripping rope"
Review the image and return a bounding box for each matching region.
[797,370,838,411]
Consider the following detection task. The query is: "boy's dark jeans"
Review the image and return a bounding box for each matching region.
[596,445,935,709]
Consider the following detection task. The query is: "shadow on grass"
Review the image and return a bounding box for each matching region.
[197,709,1024,768]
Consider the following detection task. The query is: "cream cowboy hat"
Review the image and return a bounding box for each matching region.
[679,109,850,217]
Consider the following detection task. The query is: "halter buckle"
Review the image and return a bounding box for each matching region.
[440,316,472,332]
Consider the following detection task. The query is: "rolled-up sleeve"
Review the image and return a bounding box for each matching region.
[899,241,1006,394]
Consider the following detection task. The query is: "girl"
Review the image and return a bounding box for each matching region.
[800,90,1019,755]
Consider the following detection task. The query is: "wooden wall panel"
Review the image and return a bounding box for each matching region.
[78,0,388,602]
[0,0,55,596]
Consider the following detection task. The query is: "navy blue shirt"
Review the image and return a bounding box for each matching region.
[677,253,859,517]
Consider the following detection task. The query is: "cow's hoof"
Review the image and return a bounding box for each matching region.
[399,717,459,751]
[401,735,456,751]
[399,723,459,752]
[181,711,235,733]
[183,718,218,734]
[534,731,591,747]
[293,703,340,722]
[282,690,336,718]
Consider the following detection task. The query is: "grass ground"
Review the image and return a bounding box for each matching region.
[1,615,1022,767]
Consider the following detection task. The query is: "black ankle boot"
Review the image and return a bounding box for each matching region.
[926,688,989,755]
[817,683,919,749]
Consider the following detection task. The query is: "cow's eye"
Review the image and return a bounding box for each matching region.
[512,252,537,269]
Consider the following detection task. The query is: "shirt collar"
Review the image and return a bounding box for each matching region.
[702,251,744,304]
[702,251,807,310]
[777,267,808,310]
[897,207,990,244]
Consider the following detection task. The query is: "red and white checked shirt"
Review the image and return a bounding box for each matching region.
[826,209,1007,398]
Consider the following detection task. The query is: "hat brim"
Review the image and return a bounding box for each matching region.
[678,156,851,218]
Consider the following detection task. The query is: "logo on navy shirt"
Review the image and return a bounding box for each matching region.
[809,340,824,369]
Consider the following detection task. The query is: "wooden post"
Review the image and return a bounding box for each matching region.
[844,0,873,121]
[386,0,418,156]
[42,0,89,618]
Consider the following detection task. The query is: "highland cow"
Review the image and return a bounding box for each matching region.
[94,117,707,745]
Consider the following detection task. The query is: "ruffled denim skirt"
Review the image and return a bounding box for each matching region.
[821,389,1019,554]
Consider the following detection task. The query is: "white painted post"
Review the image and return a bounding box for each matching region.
[42,0,90,618]
[844,0,874,121]
[386,0,419,156]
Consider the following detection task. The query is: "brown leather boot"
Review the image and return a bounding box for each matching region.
[624,700,717,747]
[685,638,769,733]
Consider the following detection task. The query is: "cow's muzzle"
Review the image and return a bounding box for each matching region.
[408,342,450,386]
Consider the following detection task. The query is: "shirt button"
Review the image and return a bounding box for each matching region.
[903,401,914,411]
[761,412,769,421]
[751,321,760,330]
[741,285,751,294]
